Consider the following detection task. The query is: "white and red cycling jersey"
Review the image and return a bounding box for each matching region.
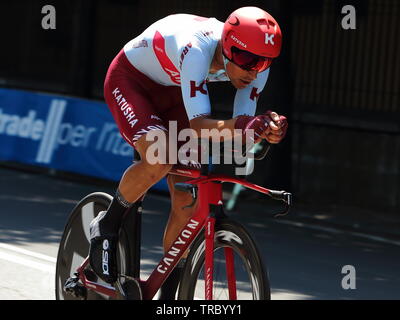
[104,14,270,146]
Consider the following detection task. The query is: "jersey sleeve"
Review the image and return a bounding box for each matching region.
[179,45,212,120]
[232,68,270,117]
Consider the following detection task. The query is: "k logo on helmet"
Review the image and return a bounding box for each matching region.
[265,33,275,45]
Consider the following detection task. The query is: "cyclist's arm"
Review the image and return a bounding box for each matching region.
[232,68,269,117]
[180,46,238,140]
[190,70,270,140]
[189,117,238,141]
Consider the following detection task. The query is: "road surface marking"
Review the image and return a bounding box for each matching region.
[0,243,56,273]
[273,220,400,246]
[0,243,56,263]
[0,251,55,273]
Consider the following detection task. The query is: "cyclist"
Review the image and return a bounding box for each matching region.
[89,6,288,299]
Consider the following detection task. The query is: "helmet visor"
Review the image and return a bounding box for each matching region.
[230,47,273,72]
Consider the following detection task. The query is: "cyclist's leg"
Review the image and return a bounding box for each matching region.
[118,135,173,204]
[163,175,198,251]
[90,50,174,283]
[158,93,197,299]
[89,133,173,284]
[159,94,197,254]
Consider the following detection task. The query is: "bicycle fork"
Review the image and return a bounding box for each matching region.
[204,190,237,300]
[177,179,237,300]
[204,213,215,300]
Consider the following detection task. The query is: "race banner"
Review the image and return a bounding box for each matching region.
[0,88,168,191]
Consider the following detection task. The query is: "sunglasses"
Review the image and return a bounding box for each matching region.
[227,47,273,72]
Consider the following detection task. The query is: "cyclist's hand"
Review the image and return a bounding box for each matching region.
[234,114,273,144]
[261,111,288,144]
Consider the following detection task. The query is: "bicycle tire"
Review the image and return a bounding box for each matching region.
[178,219,270,300]
[55,192,133,300]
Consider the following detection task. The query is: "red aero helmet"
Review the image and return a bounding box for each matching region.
[222,6,282,60]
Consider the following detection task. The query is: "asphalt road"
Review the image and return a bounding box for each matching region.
[0,166,399,300]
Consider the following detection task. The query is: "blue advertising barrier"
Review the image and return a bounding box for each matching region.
[0,88,168,191]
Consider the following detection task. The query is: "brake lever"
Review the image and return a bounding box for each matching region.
[269,191,292,218]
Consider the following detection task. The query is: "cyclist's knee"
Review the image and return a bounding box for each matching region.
[135,130,174,165]
[127,157,171,183]
[128,130,175,184]
[148,162,173,182]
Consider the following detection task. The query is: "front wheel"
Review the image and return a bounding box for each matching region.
[178,219,270,300]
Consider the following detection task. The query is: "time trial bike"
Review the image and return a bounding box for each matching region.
[55,142,292,300]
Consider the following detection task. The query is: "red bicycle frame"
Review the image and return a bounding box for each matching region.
[75,166,287,300]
